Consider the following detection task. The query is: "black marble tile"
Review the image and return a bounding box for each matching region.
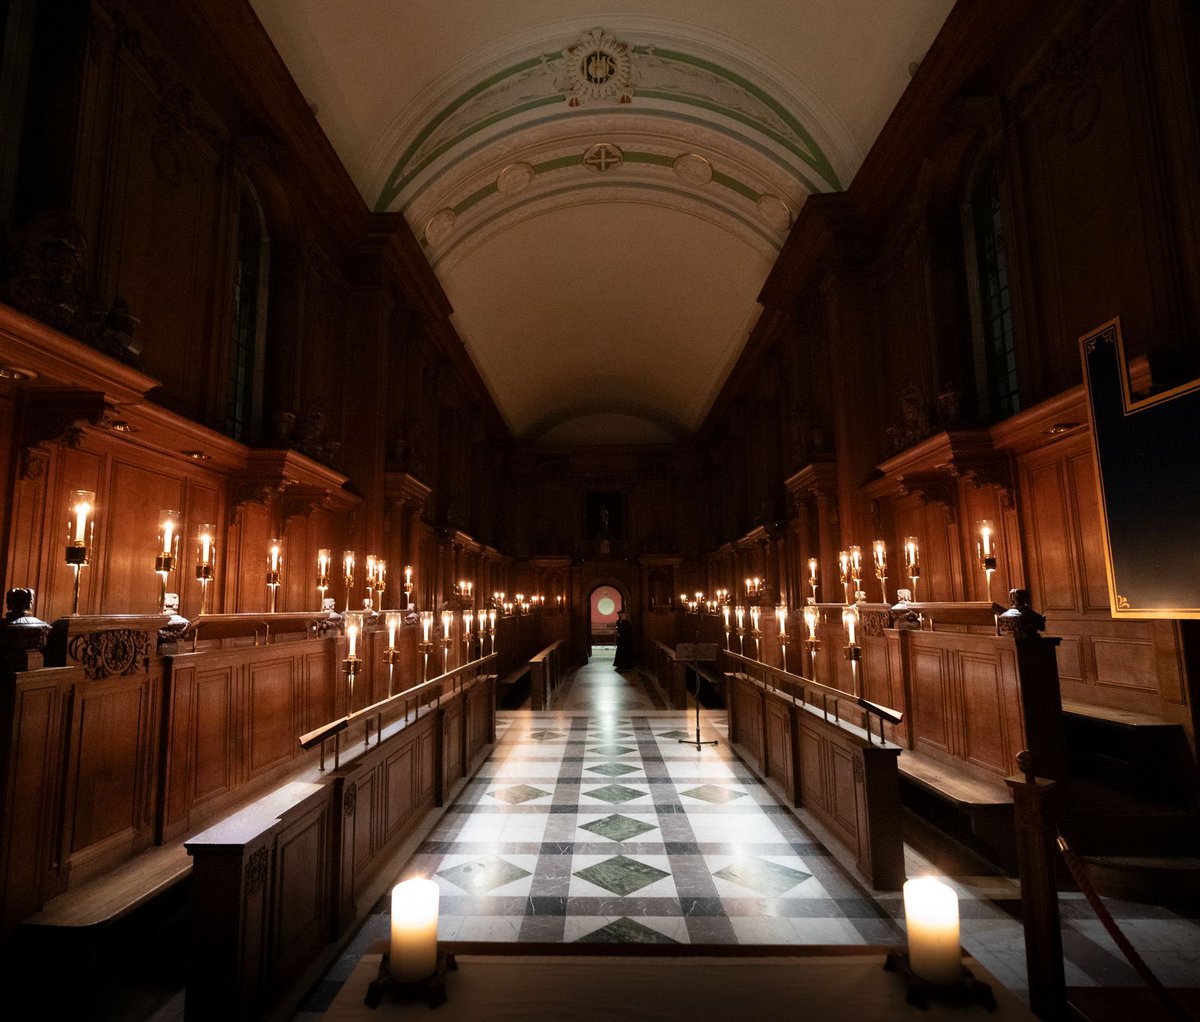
[525,895,569,916]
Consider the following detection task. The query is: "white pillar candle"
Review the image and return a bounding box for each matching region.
[390,878,439,982]
[903,877,961,985]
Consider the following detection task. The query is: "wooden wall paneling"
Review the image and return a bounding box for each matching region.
[191,663,236,810]
[1065,446,1111,612]
[798,718,827,815]
[303,646,335,735]
[911,645,952,759]
[1020,451,1079,612]
[441,696,464,793]
[764,692,793,796]
[102,457,184,615]
[46,444,105,620]
[827,742,861,849]
[246,656,297,781]
[269,797,331,992]
[94,26,225,418]
[958,649,1014,778]
[5,444,51,604]
[0,666,76,931]
[181,478,222,619]
[0,391,18,593]
[382,738,415,845]
[62,669,159,884]
[233,501,271,614]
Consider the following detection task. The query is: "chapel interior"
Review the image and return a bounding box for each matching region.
[1,1,1199,1020]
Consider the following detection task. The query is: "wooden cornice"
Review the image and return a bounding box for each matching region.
[784,459,839,502]
[874,429,1015,514]
[384,471,433,510]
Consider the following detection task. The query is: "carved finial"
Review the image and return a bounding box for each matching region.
[998,588,1045,638]
[1016,749,1035,784]
[1,588,51,668]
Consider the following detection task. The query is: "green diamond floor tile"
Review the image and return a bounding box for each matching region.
[489,784,551,804]
[712,858,812,897]
[579,814,658,842]
[588,744,636,756]
[437,855,533,894]
[574,855,670,896]
[527,730,566,742]
[680,784,746,804]
[583,783,646,804]
[657,730,692,739]
[585,762,640,777]
[576,917,679,943]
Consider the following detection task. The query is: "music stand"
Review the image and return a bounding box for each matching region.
[675,643,720,749]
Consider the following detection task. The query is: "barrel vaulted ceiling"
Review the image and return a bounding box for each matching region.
[249,2,954,445]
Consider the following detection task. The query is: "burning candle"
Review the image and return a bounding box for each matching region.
[70,490,95,544]
[750,605,761,630]
[386,610,400,649]
[735,605,745,630]
[903,878,961,985]
[343,550,355,580]
[441,609,453,640]
[839,550,850,579]
[404,565,413,585]
[346,617,359,658]
[977,520,996,564]
[775,604,788,636]
[198,526,215,565]
[318,548,330,578]
[159,511,178,555]
[365,554,377,585]
[488,608,496,630]
[268,539,281,572]
[842,604,858,645]
[722,604,731,630]
[873,540,887,575]
[808,557,818,585]
[904,537,920,575]
[390,878,439,982]
[849,545,862,577]
[804,603,818,639]
[421,611,433,642]
[477,609,487,632]
[463,610,473,637]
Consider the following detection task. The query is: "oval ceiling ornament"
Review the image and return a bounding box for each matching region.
[673,153,713,186]
[756,193,792,232]
[497,162,535,194]
[424,207,456,246]
[559,28,635,107]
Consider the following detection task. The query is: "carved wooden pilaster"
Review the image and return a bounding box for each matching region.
[897,471,959,523]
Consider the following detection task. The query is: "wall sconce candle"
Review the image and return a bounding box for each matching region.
[374,559,387,605]
[721,604,731,650]
[804,600,821,679]
[266,538,282,613]
[317,548,331,604]
[389,878,440,983]
[342,550,355,612]
[808,557,819,600]
[776,603,789,672]
[403,564,413,609]
[976,520,997,601]
[155,509,181,613]
[196,524,216,615]
[419,611,434,681]
[903,877,961,986]
[65,489,95,615]
[873,539,888,603]
[383,610,402,695]
[839,549,852,604]
[343,610,363,713]
[904,536,921,601]
[842,604,858,647]
[487,608,497,654]
[849,545,863,591]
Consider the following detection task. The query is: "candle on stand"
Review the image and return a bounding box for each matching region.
[904,536,921,600]
[421,610,433,643]
[903,877,961,985]
[386,610,399,650]
[873,539,888,603]
[842,604,858,646]
[346,616,359,659]
[268,539,281,573]
[808,557,819,599]
[775,603,788,636]
[804,603,818,640]
[389,878,440,982]
[849,545,863,590]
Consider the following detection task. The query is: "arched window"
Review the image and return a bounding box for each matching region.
[964,155,1019,420]
[225,182,270,441]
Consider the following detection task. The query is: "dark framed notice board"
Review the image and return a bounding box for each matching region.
[1080,317,1200,618]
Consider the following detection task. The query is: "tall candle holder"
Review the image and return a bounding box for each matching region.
[65,489,95,615]
[195,524,216,615]
[749,605,762,662]
[373,559,388,610]
[849,545,864,596]
[477,609,487,657]
[488,608,497,655]
[440,609,453,674]
[873,539,889,604]
[403,565,414,609]
[343,610,363,715]
[734,605,746,655]
[808,557,819,601]
[838,549,852,604]
[904,536,921,602]
[383,610,402,697]
[462,609,473,661]
[842,603,862,695]
[364,555,378,609]
[804,600,821,680]
[266,538,283,613]
[342,550,356,613]
[776,603,789,673]
[721,604,731,651]
[152,509,181,614]
[419,610,434,682]
[976,520,997,601]
[316,548,331,607]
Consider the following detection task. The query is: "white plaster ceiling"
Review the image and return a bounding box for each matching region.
[249,2,954,444]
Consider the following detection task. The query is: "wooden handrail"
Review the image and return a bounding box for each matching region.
[529,639,564,663]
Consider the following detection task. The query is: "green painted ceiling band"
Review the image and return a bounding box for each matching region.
[376,39,840,210]
[635,46,841,190]
[439,150,763,224]
[428,178,781,268]
[387,106,821,215]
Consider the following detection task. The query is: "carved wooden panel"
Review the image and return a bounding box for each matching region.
[303,649,334,733]
[350,773,375,879]
[827,743,860,847]
[66,673,155,878]
[1067,450,1110,612]
[443,700,463,791]
[102,459,183,615]
[383,742,416,842]
[270,801,329,989]
[764,695,793,796]
[99,41,224,418]
[798,719,826,813]
[1091,636,1157,691]
[247,658,296,779]
[911,647,950,757]
[192,665,235,805]
[417,725,437,805]
[959,652,1009,776]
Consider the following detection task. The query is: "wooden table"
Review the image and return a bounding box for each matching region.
[325,943,1036,1020]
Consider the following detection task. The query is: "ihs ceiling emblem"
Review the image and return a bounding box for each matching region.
[560,28,635,107]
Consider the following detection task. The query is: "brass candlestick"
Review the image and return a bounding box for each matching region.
[904,536,920,602]
[976,521,997,602]
[266,538,282,614]
[342,550,356,613]
[65,489,95,616]
[155,509,181,614]
[196,525,216,615]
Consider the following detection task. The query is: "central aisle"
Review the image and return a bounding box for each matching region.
[400,652,902,946]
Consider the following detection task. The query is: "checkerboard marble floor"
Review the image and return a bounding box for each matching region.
[293,653,1200,1016]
